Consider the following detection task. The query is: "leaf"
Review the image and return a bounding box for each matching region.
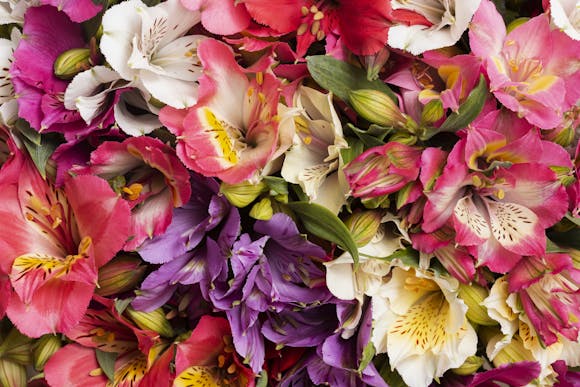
[286,201,359,266]
[256,371,269,387]
[306,56,398,104]
[565,213,580,227]
[95,349,117,383]
[375,354,407,387]
[547,228,580,250]
[114,298,133,315]
[376,247,419,267]
[15,120,61,179]
[263,176,289,196]
[358,341,376,373]
[437,75,488,132]
[341,137,364,165]
[346,123,392,148]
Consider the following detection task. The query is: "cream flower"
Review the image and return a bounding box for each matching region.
[100,0,205,109]
[281,85,349,214]
[0,27,20,126]
[388,0,481,55]
[371,266,477,387]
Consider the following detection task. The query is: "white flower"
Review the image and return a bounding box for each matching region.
[371,266,477,387]
[388,0,481,55]
[0,0,38,25]
[100,0,205,109]
[549,0,580,40]
[0,27,20,126]
[281,85,349,214]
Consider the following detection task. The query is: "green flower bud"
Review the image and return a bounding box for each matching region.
[344,210,382,247]
[421,100,445,124]
[53,48,92,80]
[33,335,62,371]
[493,335,533,366]
[0,328,32,365]
[388,131,417,146]
[506,17,529,34]
[451,355,484,375]
[348,89,407,128]
[96,253,147,297]
[0,360,26,387]
[220,181,267,208]
[249,197,273,220]
[458,283,497,326]
[125,307,175,338]
[362,195,390,209]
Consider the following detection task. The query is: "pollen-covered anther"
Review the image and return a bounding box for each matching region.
[122,183,143,200]
[297,23,308,36]
[89,368,103,377]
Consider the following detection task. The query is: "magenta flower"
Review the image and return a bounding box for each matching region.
[344,142,422,198]
[76,136,192,251]
[0,148,131,337]
[469,0,580,129]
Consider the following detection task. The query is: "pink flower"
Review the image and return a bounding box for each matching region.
[180,0,251,35]
[75,136,192,251]
[344,142,422,198]
[0,148,130,337]
[423,125,569,273]
[160,38,288,184]
[469,0,580,129]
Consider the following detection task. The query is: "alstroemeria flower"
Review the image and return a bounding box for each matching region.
[387,0,481,55]
[76,136,192,251]
[243,0,390,57]
[180,0,251,35]
[423,126,569,273]
[160,38,292,184]
[547,0,580,41]
[344,142,422,199]
[0,27,19,126]
[0,149,131,337]
[372,266,478,387]
[281,86,349,214]
[100,0,205,109]
[38,0,101,22]
[469,0,580,129]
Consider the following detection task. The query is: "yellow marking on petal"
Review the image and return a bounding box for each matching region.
[122,183,143,201]
[404,275,440,292]
[173,366,220,387]
[468,139,507,170]
[527,75,558,94]
[438,65,460,88]
[202,108,238,165]
[491,56,507,75]
[114,353,147,386]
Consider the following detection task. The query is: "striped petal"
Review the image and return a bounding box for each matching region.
[453,195,491,246]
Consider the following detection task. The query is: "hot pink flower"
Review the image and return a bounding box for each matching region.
[0,149,131,337]
[75,136,192,251]
[160,38,289,184]
[469,0,580,129]
[344,142,422,198]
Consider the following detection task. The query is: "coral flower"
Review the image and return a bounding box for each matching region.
[160,38,290,184]
[0,149,130,337]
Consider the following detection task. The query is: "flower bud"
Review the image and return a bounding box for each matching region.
[249,197,273,220]
[125,307,175,338]
[451,355,484,375]
[33,335,62,371]
[0,360,26,387]
[344,210,382,247]
[220,181,267,208]
[421,99,444,124]
[96,253,147,296]
[506,17,529,34]
[348,89,407,128]
[492,335,533,366]
[458,283,497,326]
[0,328,32,365]
[53,48,92,80]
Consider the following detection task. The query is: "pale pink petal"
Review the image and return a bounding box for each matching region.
[181,0,251,35]
[453,195,491,246]
[45,344,107,387]
[40,0,102,22]
[469,0,506,57]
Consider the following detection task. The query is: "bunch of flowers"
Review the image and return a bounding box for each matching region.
[0,0,578,386]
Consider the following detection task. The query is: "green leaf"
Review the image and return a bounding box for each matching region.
[358,341,376,373]
[376,247,419,267]
[15,120,60,179]
[375,354,407,387]
[346,123,388,148]
[286,201,359,265]
[256,371,269,387]
[95,349,117,383]
[340,137,364,165]
[437,75,488,133]
[114,298,133,315]
[263,176,289,196]
[306,56,398,104]
[565,213,580,227]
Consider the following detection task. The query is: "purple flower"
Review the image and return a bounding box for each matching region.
[10,6,114,139]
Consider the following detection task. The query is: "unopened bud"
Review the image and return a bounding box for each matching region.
[348,89,406,128]
[362,195,390,209]
[54,48,92,80]
[125,307,175,338]
[221,181,267,208]
[492,335,533,366]
[458,283,497,326]
[388,131,417,146]
[344,210,382,247]
[249,197,273,220]
[506,17,529,34]
[0,360,26,387]
[33,335,62,371]
[96,254,147,296]
[421,100,444,124]
[451,355,484,375]
[0,328,32,365]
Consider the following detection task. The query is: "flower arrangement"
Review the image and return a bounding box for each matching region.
[0,0,578,386]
